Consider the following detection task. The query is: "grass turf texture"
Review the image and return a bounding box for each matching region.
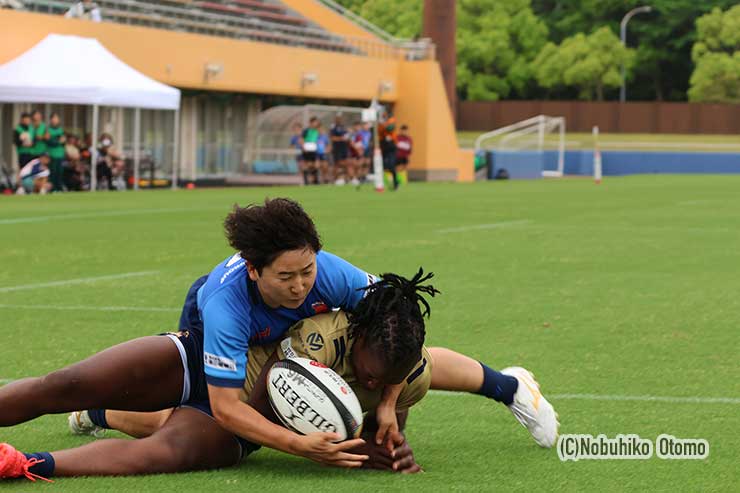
[1,176,738,491]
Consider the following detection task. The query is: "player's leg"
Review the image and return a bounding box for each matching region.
[0,335,183,426]
[0,407,242,480]
[70,408,174,439]
[428,347,559,448]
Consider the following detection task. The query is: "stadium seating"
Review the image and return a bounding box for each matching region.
[20,0,358,53]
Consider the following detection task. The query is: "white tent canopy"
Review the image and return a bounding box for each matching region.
[0,34,180,190]
[0,34,180,109]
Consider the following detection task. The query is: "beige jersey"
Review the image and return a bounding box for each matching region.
[244,311,431,413]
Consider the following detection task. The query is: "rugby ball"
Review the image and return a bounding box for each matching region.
[267,358,363,441]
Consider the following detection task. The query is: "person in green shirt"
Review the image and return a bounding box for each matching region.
[12,112,35,168]
[46,113,67,192]
[30,110,48,159]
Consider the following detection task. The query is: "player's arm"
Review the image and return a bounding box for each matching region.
[203,300,367,468]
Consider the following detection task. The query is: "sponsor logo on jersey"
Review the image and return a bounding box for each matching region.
[306,332,325,351]
[204,352,237,372]
[251,326,271,343]
[310,360,328,369]
[281,338,297,359]
[311,301,329,314]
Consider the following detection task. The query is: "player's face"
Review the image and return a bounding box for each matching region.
[351,337,413,391]
[248,247,317,309]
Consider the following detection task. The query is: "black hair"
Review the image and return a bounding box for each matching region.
[21,112,31,119]
[31,109,42,117]
[348,268,440,375]
[224,198,322,273]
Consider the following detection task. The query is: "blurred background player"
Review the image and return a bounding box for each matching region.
[29,110,47,161]
[379,115,398,190]
[300,117,320,185]
[13,112,34,168]
[330,114,350,185]
[46,113,66,192]
[316,123,331,184]
[395,125,412,187]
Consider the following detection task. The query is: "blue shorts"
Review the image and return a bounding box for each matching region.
[168,275,261,458]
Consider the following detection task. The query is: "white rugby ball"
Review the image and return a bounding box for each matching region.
[267,357,363,440]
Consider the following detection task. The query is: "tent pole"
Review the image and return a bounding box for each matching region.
[0,104,4,172]
[172,108,179,189]
[134,108,140,191]
[91,104,99,192]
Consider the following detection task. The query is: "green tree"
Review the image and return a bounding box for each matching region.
[457,0,549,100]
[688,5,740,103]
[335,0,422,39]
[532,0,737,101]
[336,0,548,101]
[533,26,634,100]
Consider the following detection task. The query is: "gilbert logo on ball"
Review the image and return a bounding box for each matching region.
[267,358,363,440]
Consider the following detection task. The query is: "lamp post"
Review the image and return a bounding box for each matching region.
[620,5,652,103]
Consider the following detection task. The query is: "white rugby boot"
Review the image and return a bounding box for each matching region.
[501,367,559,448]
[68,410,106,438]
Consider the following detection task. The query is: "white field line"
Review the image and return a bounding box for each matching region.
[436,220,531,234]
[0,206,224,225]
[0,271,159,293]
[0,303,178,313]
[428,390,740,405]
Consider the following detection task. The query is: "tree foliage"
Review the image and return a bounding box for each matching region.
[531,0,737,101]
[533,27,633,100]
[456,0,548,100]
[688,5,740,103]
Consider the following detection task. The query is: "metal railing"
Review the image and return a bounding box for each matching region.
[315,0,434,60]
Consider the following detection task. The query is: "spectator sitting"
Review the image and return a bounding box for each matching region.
[0,0,24,10]
[65,0,102,22]
[12,112,34,168]
[17,153,51,195]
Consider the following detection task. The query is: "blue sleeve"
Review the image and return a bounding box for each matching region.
[316,251,377,311]
[201,290,251,388]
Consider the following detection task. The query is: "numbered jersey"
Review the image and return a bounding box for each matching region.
[244,311,431,412]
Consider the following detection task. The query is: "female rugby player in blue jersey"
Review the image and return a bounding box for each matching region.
[0,271,436,480]
[0,198,557,476]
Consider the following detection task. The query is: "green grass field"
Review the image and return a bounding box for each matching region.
[1,176,738,491]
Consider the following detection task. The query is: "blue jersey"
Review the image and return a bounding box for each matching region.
[317,133,329,154]
[197,250,375,388]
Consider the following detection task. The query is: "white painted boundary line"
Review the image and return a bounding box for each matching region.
[0,304,179,313]
[428,390,740,405]
[0,271,159,293]
[436,220,531,234]
[0,206,224,225]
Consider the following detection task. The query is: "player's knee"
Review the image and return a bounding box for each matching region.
[37,368,88,403]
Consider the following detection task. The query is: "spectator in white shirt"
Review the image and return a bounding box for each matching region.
[65,0,102,22]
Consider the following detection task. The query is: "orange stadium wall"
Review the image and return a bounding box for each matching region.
[0,9,471,182]
[395,60,472,182]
